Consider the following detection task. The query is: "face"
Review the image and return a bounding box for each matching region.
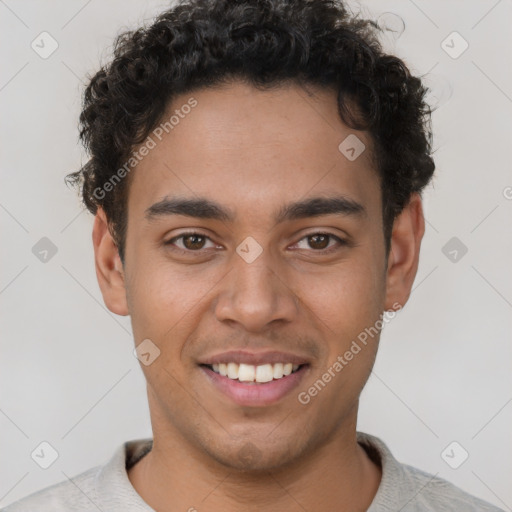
[93,80,424,472]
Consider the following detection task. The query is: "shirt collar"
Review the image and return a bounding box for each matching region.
[95,432,400,511]
[95,438,155,511]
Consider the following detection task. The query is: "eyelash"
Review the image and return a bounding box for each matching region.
[164,231,348,255]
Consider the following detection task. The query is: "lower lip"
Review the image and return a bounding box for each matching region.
[200,365,309,407]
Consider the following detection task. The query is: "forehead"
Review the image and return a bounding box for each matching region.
[127,80,380,222]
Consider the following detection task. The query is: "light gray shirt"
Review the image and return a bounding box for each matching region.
[1,432,505,511]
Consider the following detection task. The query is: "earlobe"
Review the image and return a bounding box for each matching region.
[92,208,129,316]
[384,193,425,311]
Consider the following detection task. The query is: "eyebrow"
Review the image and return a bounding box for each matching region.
[144,195,366,224]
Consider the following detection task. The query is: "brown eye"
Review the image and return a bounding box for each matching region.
[292,232,347,253]
[181,234,206,250]
[307,234,330,250]
[165,232,216,252]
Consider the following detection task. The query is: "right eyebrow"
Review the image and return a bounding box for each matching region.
[145,196,235,223]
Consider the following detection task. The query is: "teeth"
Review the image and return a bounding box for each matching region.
[238,363,255,382]
[273,363,284,379]
[283,363,293,376]
[227,362,239,379]
[209,362,302,382]
[255,364,274,383]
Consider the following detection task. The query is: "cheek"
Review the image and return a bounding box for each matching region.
[127,260,217,357]
[293,256,385,339]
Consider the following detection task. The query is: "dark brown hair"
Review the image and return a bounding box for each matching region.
[66,0,435,263]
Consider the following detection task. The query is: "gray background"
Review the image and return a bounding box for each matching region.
[1,0,511,509]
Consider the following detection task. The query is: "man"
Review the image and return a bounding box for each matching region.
[3,0,504,510]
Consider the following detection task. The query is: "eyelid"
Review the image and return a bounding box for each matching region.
[290,232,348,252]
[298,228,349,241]
[165,230,218,249]
[165,230,348,254]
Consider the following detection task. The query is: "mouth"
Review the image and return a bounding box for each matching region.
[198,353,311,407]
[200,362,305,383]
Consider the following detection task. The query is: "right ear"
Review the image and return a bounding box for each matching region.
[92,207,129,316]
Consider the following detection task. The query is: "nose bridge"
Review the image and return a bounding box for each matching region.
[214,238,298,331]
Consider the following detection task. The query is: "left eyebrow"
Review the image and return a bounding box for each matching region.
[274,195,366,223]
[144,195,366,223]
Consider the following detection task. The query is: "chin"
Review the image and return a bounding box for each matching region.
[200,435,309,473]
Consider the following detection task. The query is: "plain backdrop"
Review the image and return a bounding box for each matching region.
[1,0,511,509]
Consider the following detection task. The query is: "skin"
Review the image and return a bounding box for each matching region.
[93,80,425,511]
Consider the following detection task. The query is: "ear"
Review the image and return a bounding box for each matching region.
[92,207,129,316]
[384,192,425,311]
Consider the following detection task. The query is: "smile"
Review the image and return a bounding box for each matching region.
[200,363,310,406]
[208,362,301,383]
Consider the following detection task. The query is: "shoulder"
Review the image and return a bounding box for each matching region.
[357,432,505,512]
[1,438,153,512]
[1,465,101,512]
[398,461,505,511]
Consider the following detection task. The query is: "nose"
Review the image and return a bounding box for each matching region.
[213,245,299,333]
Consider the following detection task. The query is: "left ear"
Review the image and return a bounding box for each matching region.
[384,192,425,310]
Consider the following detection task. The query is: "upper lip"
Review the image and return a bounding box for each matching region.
[199,350,310,366]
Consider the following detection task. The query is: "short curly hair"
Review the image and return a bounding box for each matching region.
[65,0,435,264]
